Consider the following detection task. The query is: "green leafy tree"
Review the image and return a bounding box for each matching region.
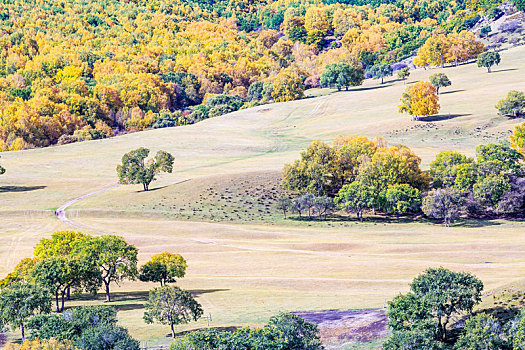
[453,163,477,191]
[314,195,335,220]
[335,181,375,221]
[476,143,523,172]
[139,252,187,286]
[384,184,422,220]
[117,147,174,191]
[477,51,501,73]
[454,313,505,350]
[387,293,435,332]
[282,140,335,196]
[144,286,203,337]
[410,267,483,341]
[510,308,525,348]
[369,63,393,84]
[32,256,98,312]
[495,90,525,118]
[75,323,139,350]
[473,174,510,208]
[320,62,364,91]
[429,73,451,94]
[429,151,473,188]
[422,188,465,226]
[28,306,117,341]
[265,312,323,349]
[397,68,410,83]
[0,283,51,340]
[76,235,138,302]
[383,329,444,350]
[275,196,292,219]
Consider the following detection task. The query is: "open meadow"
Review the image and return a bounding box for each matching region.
[1,45,525,346]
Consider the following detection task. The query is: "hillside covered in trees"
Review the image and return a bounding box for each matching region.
[0,0,522,151]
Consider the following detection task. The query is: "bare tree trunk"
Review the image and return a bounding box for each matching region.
[55,291,60,313]
[105,282,111,302]
[61,289,66,312]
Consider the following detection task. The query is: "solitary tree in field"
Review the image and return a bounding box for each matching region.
[477,51,501,73]
[0,156,5,175]
[144,286,203,338]
[399,81,440,120]
[139,252,187,286]
[429,73,451,94]
[495,90,525,118]
[422,188,464,226]
[369,63,393,84]
[397,68,410,84]
[117,148,174,191]
[76,235,138,302]
[0,283,51,340]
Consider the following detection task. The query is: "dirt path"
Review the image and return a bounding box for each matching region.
[55,184,120,229]
[54,180,191,231]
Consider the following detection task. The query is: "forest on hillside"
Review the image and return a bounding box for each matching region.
[0,0,521,151]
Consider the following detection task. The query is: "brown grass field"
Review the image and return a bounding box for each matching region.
[1,45,525,346]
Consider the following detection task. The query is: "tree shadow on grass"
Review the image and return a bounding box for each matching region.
[491,68,519,73]
[73,289,229,304]
[136,185,170,193]
[478,305,521,323]
[420,113,471,122]
[347,83,395,92]
[450,218,502,228]
[0,185,46,193]
[440,89,465,95]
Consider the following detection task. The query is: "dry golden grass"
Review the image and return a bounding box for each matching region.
[1,45,525,344]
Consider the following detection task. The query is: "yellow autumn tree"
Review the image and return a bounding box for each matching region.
[414,34,450,68]
[272,68,305,103]
[399,81,440,120]
[305,7,330,34]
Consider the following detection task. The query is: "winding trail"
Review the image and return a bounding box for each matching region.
[55,184,120,229]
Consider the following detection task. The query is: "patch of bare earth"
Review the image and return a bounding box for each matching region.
[294,309,388,346]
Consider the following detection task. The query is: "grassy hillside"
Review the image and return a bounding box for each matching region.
[1,45,525,344]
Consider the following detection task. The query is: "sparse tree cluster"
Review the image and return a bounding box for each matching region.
[0,231,196,344]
